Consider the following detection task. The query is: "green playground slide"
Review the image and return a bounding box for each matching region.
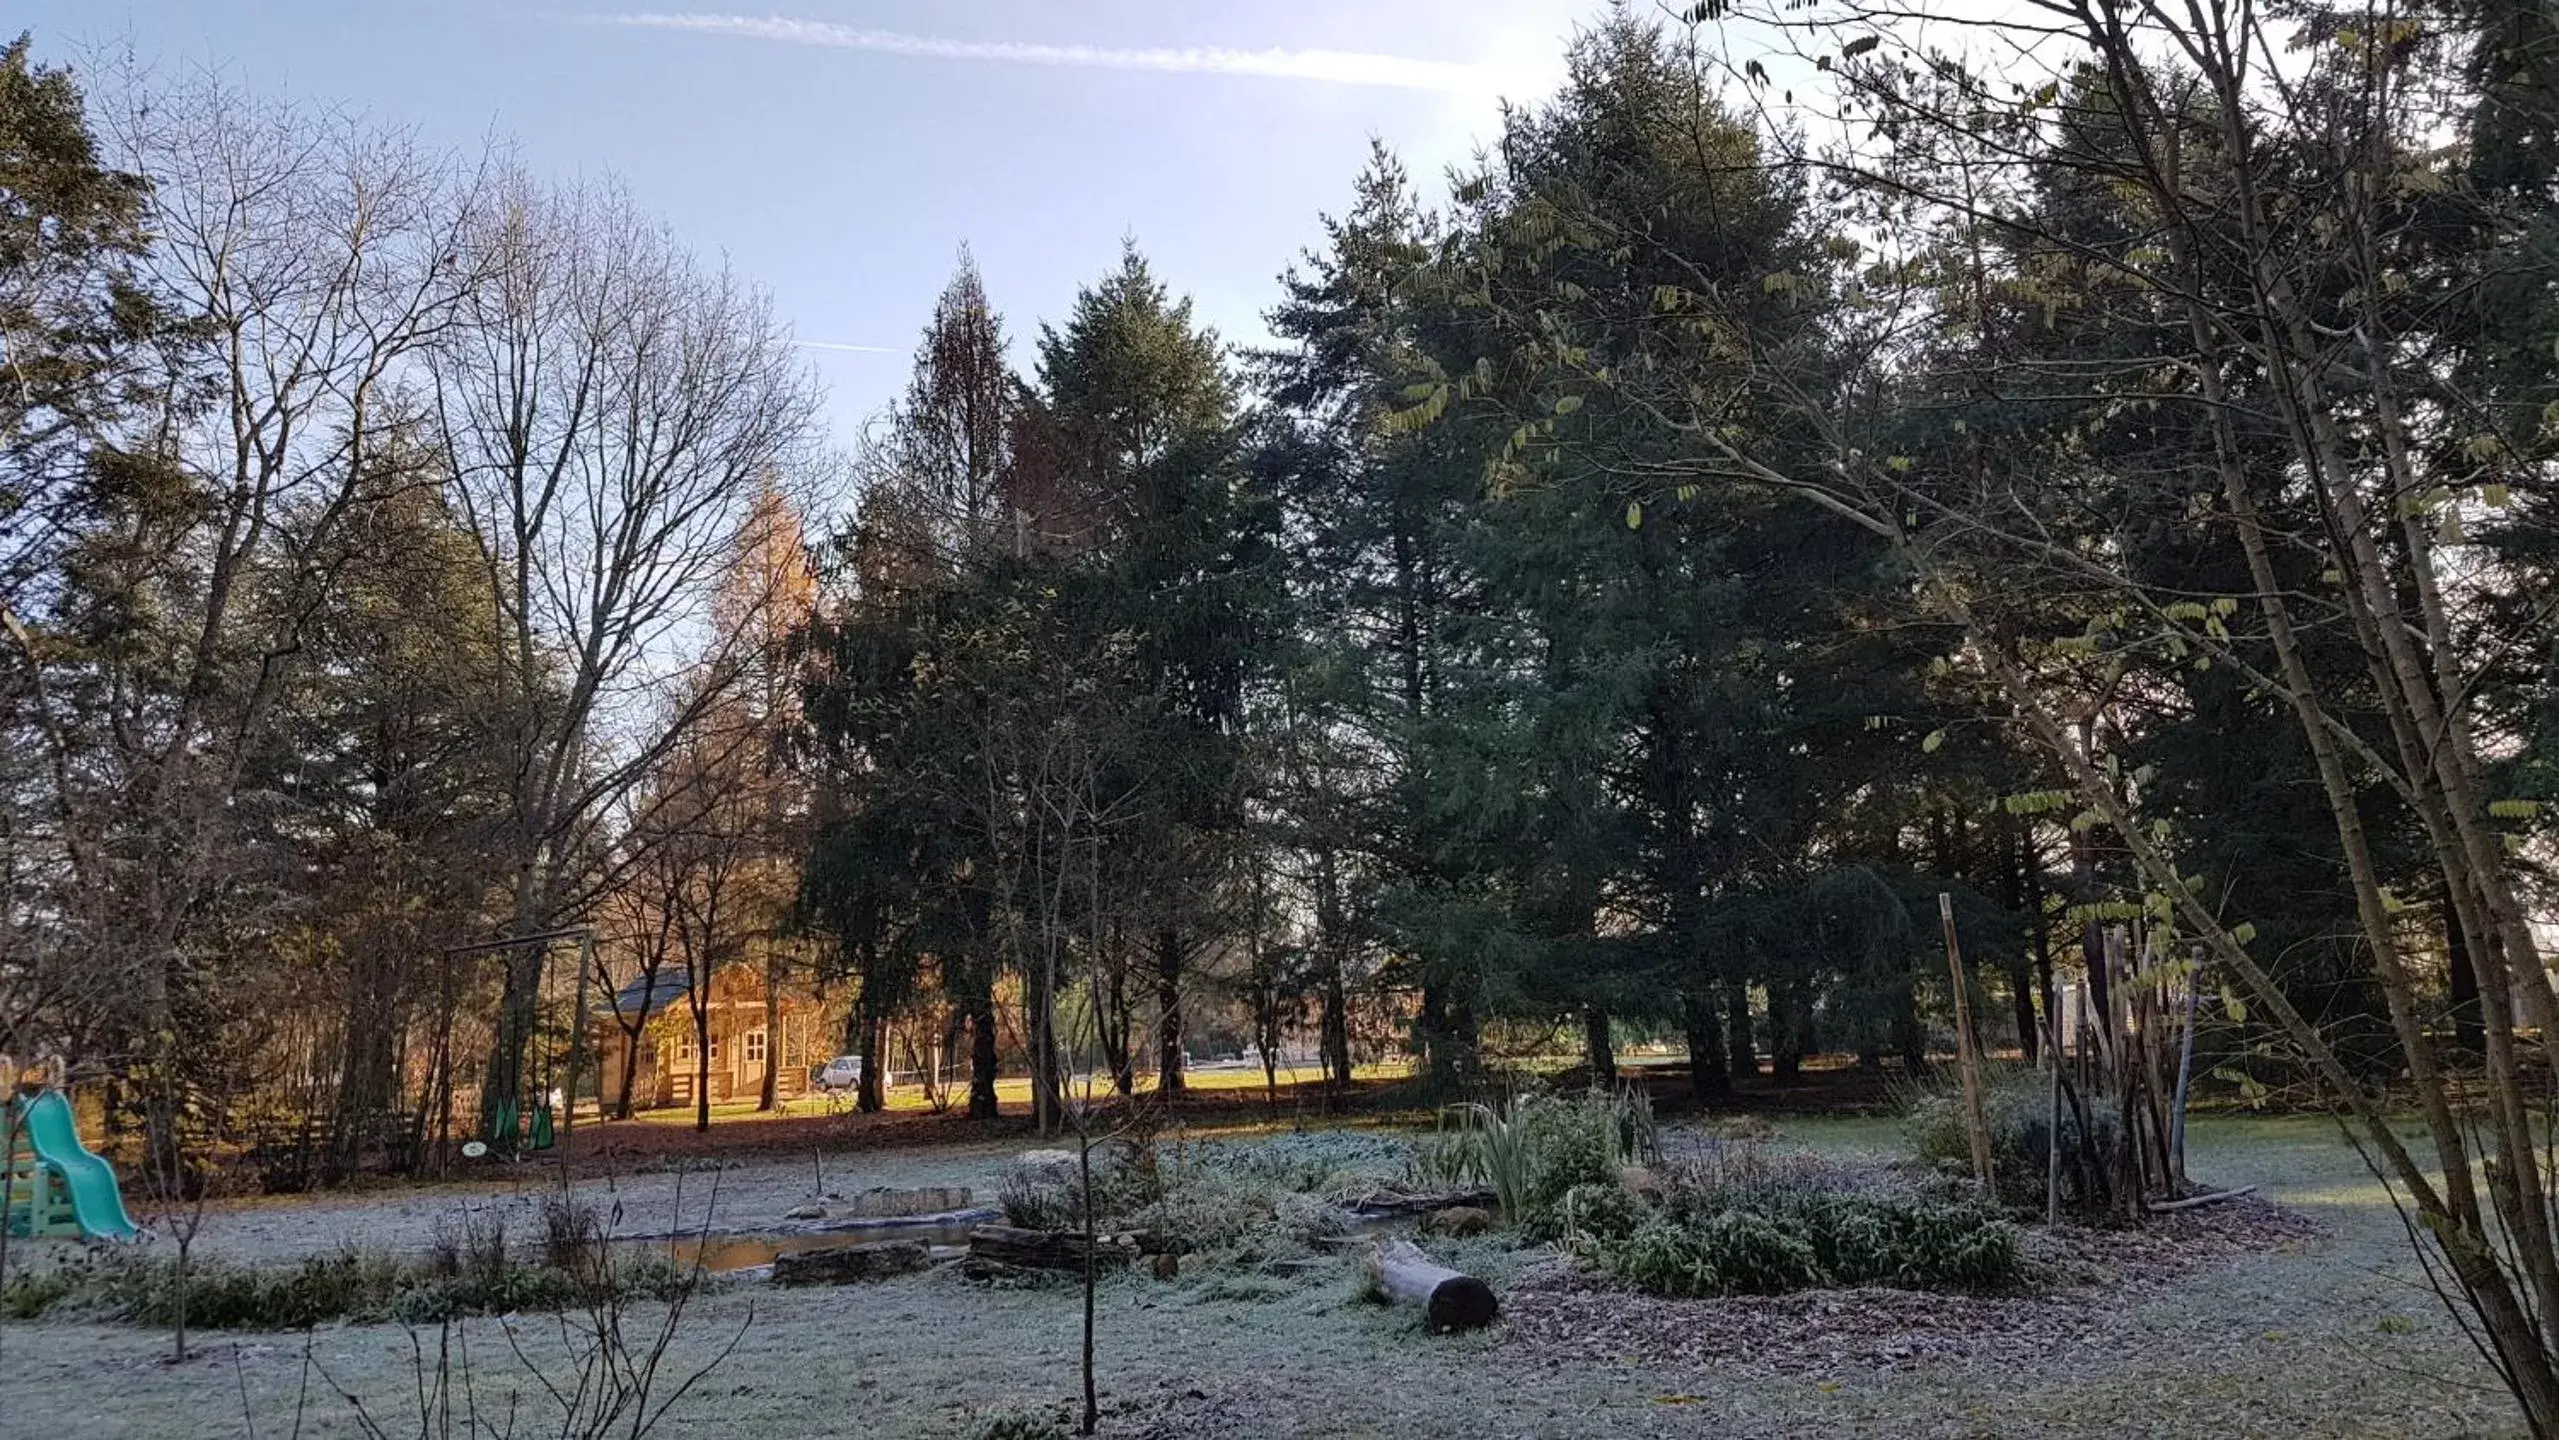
[10,1089,140,1241]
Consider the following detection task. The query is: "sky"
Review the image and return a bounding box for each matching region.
[25,1,1618,446]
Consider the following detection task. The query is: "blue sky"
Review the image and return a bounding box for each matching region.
[29,2,1615,443]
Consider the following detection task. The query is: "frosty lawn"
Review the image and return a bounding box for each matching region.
[0,1115,2503,1439]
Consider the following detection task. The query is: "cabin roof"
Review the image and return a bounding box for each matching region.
[602,971,690,1022]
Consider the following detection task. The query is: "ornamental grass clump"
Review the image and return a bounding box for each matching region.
[1418,1087,1655,1232]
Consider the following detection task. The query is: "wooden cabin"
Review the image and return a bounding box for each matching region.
[593,963,838,1113]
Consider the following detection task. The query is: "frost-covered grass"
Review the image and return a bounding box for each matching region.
[0,1115,2519,1439]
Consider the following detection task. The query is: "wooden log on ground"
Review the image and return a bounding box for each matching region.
[772,1239,932,1286]
[2144,1184,2258,1214]
[964,1224,1141,1274]
[1366,1238,1498,1333]
[1343,1188,1497,1218]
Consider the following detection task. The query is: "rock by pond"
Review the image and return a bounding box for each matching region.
[772,1239,934,1286]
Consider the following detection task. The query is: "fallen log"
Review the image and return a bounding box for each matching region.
[1365,1238,1497,1333]
[1342,1188,1497,1218]
[772,1239,932,1286]
[2144,1184,2258,1214]
[964,1224,1141,1275]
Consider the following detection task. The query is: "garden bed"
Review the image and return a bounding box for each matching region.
[1507,1191,2327,1376]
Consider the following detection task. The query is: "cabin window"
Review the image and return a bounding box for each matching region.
[744,1029,767,1065]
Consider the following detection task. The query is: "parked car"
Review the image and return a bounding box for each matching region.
[815,1055,864,1093]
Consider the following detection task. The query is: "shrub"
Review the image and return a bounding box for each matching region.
[1701,1207,1827,1294]
[999,1143,1167,1233]
[1208,1131,1416,1193]
[1272,1191,1349,1246]
[996,1136,1367,1276]
[540,1194,606,1277]
[390,1263,586,1325]
[973,1411,1071,1440]
[16,1237,694,1332]
[106,1247,413,1329]
[1119,1172,1273,1255]
[427,1209,513,1288]
[1597,1211,1826,1298]
[1791,1192,2021,1290]
[1,1262,90,1319]
[1592,1188,2020,1298]
[998,1169,1079,1231]
[1555,1182,1651,1245]
[1604,1218,1725,1298]
[1662,1138,1828,1205]
[1909,1075,2122,1215]
[1422,1089,1651,1230]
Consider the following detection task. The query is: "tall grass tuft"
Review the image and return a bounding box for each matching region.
[1417,1087,1653,1231]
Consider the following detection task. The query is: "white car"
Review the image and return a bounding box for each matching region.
[815,1055,864,1093]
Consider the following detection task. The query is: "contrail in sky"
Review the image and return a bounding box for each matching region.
[791,339,901,354]
[592,13,1516,94]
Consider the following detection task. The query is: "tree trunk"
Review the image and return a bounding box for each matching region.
[1771,977,1804,1084]
[1102,928,1135,1097]
[857,1010,886,1114]
[326,956,399,1184]
[482,937,542,1150]
[693,1002,712,1133]
[758,951,782,1113]
[2445,899,2485,1059]
[2008,959,2040,1067]
[1155,926,1185,1096]
[1029,968,1061,1135]
[1314,848,1354,1100]
[1684,989,1729,1101]
[1583,1005,1615,1083]
[1897,987,1928,1077]
[967,990,999,1119]
[612,1022,643,1122]
[1725,980,1756,1079]
[1321,959,1351,1096]
[1419,983,1452,1092]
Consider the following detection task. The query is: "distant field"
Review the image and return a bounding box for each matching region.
[622,1057,1420,1125]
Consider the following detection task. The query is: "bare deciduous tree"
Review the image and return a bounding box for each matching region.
[18,60,489,1143]
[429,173,823,1144]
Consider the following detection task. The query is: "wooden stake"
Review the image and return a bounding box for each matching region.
[1940,893,1994,1189]
[2170,961,2199,1189]
[2046,975,2063,1226]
